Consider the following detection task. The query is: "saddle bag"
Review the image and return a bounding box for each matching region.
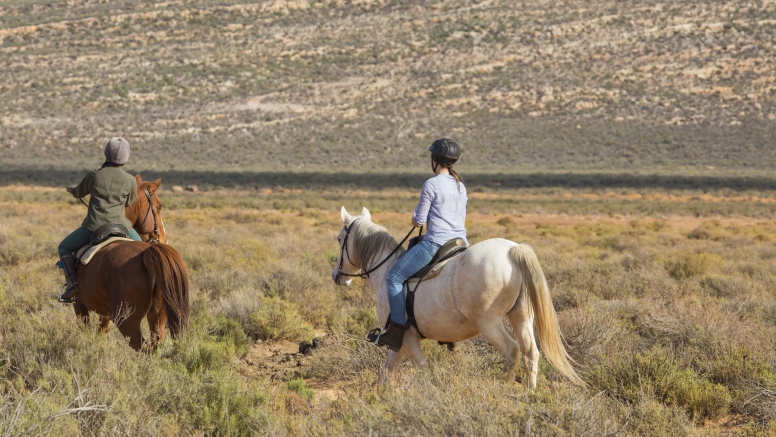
[90,223,130,246]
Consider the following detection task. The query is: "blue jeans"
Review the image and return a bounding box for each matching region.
[58,226,142,255]
[386,239,441,325]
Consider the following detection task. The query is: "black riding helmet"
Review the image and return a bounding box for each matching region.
[428,138,461,165]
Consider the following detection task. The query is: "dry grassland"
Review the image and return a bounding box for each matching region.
[2,187,776,435]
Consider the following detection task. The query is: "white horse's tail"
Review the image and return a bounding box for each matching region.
[511,245,585,386]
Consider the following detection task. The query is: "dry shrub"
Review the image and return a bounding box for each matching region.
[741,380,776,424]
[687,220,734,241]
[701,275,760,299]
[217,289,313,341]
[306,334,387,382]
[688,227,712,240]
[665,251,723,279]
[640,297,768,359]
[557,304,623,364]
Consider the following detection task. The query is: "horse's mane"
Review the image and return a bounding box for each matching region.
[351,220,402,270]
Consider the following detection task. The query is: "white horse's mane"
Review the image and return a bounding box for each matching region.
[351,220,401,269]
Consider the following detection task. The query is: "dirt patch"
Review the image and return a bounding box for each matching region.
[239,339,309,382]
[237,337,344,402]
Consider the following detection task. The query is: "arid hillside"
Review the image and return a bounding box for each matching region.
[1,0,775,173]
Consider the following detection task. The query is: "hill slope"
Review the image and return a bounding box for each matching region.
[1,0,774,173]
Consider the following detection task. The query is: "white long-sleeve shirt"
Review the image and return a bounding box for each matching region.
[412,174,468,246]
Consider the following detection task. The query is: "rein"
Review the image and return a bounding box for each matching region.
[141,187,161,243]
[336,220,416,280]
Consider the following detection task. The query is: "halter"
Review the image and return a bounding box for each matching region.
[142,187,161,244]
[335,220,416,282]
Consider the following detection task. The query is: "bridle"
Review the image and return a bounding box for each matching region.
[335,219,415,282]
[141,187,161,244]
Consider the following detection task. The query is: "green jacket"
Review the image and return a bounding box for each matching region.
[72,163,138,232]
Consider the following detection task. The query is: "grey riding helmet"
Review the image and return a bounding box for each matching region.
[429,138,461,165]
[104,137,130,165]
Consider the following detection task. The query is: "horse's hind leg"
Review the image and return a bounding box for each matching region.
[146,306,167,351]
[403,332,427,369]
[99,316,111,333]
[477,318,520,383]
[507,297,539,389]
[114,317,144,351]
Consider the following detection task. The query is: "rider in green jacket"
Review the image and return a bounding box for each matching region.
[58,138,142,301]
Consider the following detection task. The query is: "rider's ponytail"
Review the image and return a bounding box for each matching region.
[447,164,463,192]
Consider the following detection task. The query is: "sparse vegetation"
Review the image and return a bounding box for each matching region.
[3,187,776,434]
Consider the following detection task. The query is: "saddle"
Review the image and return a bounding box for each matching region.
[403,237,467,338]
[74,223,134,265]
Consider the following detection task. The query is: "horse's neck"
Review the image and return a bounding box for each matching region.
[357,231,403,293]
[364,255,394,292]
[125,189,143,226]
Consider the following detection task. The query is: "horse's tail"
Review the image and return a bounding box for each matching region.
[142,244,190,338]
[511,245,584,386]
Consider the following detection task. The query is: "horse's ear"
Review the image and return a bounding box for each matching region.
[360,207,371,222]
[135,174,143,183]
[340,206,352,224]
[150,178,162,192]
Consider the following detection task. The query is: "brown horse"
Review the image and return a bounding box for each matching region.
[72,175,190,351]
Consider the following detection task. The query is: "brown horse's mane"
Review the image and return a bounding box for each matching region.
[126,176,162,230]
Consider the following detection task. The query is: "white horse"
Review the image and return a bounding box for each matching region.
[332,207,583,388]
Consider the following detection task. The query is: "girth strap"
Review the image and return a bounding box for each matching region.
[405,283,423,338]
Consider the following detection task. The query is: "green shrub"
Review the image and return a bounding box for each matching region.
[666,251,723,279]
[247,296,314,342]
[287,378,314,401]
[588,347,732,422]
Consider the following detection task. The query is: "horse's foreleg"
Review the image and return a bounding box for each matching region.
[378,348,406,385]
[477,318,520,383]
[508,300,539,389]
[73,301,90,325]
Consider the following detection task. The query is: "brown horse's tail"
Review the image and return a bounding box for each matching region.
[511,245,584,386]
[142,244,190,338]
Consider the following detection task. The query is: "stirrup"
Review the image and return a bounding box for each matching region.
[366,327,384,346]
[58,284,76,304]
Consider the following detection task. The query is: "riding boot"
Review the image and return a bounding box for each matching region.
[376,321,410,352]
[59,254,80,301]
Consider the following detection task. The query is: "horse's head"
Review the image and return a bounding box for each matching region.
[127,175,168,244]
[332,206,372,286]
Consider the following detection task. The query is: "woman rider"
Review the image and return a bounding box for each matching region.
[58,137,143,301]
[377,138,468,351]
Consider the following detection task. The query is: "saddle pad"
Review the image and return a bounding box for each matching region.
[75,237,134,265]
[407,256,456,284]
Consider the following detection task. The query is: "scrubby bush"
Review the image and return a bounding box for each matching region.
[588,347,732,422]
[218,290,313,341]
